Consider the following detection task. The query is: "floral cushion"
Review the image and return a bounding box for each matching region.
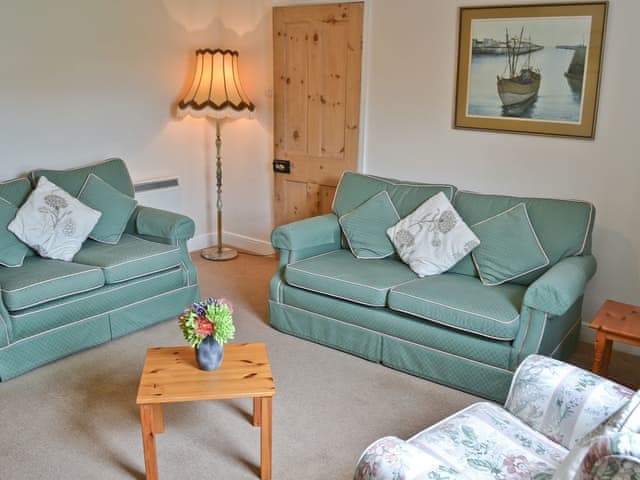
[386,191,479,277]
[505,355,633,450]
[8,176,101,261]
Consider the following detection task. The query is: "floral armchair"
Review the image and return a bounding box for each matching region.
[355,355,640,479]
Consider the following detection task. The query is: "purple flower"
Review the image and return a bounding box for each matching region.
[192,303,206,316]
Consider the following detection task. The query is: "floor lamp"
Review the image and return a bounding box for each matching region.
[177,49,255,261]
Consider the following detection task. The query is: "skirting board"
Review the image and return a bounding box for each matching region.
[188,231,275,256]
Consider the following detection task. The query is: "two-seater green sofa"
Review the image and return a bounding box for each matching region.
[269,172,596,401]
[0,158,199,381]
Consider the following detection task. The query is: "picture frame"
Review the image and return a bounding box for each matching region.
[454,2,608,138]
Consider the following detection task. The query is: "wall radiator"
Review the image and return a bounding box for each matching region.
[133,177,182,213]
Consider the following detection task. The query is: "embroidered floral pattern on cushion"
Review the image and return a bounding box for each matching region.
[8,176,101,261]
[386,192,479,277]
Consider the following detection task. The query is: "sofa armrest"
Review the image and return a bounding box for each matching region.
[505,355,633,450]
[354,436,439,480]
[523,255,597,316]
[272,213,340,251]
[271,214,341,266]
[131,206,195,244]
[590,433,640,479]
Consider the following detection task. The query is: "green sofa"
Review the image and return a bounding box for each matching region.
[269,172,596,402]
[0,158,199,381]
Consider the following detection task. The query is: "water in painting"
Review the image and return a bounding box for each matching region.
[466,16,591,123]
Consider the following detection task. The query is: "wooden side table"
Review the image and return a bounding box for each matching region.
[589,299,640,381]
[136,343,276,480]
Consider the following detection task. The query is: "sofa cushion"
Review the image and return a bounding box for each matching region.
[284,249,417,307]
[387,192,479,277]
[72,234,182,284]
[450,191,594,285]
[471,203,549,286]
[9,176,102,262]
[30,158,135,197]
[0,177,32,207]
[407,402,567,479]
[77,173,138,244]
[0,257,104,311]
[0,197,30,267]
[339,191,400,259]
[388,273,525,340]
[333,172,456,218]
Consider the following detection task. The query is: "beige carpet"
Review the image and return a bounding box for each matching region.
[0,252,636,479]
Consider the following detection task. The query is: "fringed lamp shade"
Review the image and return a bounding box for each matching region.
[177,49,255,119]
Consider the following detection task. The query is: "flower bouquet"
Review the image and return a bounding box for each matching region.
[178,298,235,370]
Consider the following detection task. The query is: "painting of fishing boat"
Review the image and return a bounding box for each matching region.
[496,28,541,109]
[454,2,608,138]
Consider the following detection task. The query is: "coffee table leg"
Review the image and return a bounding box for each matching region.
[260,397,272,480]
[253,397,261,427]
[140,404,159,480]
[152,404,164,433]
[593,331,612,376]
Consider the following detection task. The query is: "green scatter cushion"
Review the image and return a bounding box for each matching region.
[30,158,134,197]
[471,203,550,286]
[284,249,417,307]
[0,177,32,207]
[0,197,30,267]
[451,190,594,284]
[73,234,182,284]
[339,191,400,259]
[333,172,456,218]
[77,173,138,244]
[0,257,104,311]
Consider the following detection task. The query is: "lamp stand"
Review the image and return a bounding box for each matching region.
[201,119,238,261]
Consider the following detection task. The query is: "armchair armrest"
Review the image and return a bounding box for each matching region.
[590,433,640,479]
[132,206,195,244]
[505,355,633,450]
[523,255,597,316]
[271,214,341,264]
[354,436,442,480]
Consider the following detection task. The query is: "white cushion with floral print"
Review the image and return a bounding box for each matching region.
[386,191,480,277]
[8,176,101,261]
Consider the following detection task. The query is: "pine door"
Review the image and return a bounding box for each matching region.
[273,2,363,226]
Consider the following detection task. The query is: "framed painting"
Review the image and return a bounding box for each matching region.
[454,2,608,138]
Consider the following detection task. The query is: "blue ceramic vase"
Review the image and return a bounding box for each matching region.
[196,337,224,371]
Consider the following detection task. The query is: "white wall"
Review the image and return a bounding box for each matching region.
[0,0,274,254]
[362,0,640,331]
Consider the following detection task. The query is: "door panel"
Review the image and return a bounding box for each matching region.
[273,2,363,226]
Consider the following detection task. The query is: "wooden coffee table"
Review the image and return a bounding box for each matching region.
[590,299,640,383]
[136,342,276,480]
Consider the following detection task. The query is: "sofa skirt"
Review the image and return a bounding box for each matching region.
[0,284,199,381]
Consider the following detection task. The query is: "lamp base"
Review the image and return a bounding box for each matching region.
[200,246,238,261]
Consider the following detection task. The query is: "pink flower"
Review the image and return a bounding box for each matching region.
[218,298,234,314]
[504,455,533,477]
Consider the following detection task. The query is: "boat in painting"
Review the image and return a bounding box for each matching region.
[496,28,541,107]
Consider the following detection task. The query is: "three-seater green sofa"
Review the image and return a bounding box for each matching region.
[269,172,596,401]
[0,158,199,381]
